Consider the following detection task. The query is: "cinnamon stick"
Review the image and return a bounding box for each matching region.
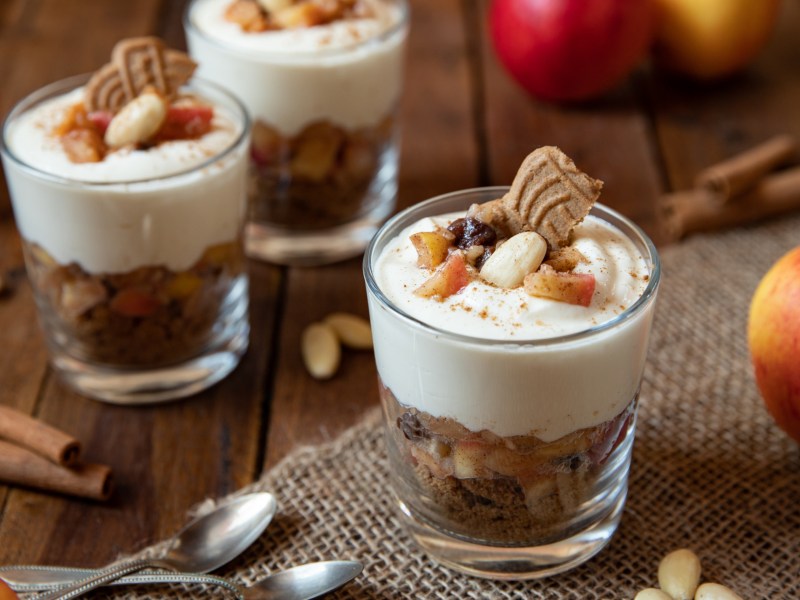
[663,167,800,241]
[0,406,81,466]
[0,440,113,501]
[694,134,797,202]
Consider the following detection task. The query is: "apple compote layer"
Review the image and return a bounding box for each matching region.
[381,382,636,544]
[24,240,246,367]
[249,115,395,230]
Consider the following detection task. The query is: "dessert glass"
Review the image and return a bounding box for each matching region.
[363,188,661,579]
[1,75,251,404]
[184,0,409,266]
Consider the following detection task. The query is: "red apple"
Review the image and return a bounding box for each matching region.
[489,0,657,102]
[748,246,800,444]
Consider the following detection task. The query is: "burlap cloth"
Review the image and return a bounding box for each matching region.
[107,216,800,599]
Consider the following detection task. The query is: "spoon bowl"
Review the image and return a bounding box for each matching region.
[244,561,363,600]
[37,491,277,600]
[170,492,278,573]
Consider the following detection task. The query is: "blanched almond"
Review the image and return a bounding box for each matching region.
[324,312,373,350]
[694,583,743,600]
[105,91,167,148]
[301,322,341,380]
[658,549,702,600]
[479,231,547,288]
[634,589,673,600]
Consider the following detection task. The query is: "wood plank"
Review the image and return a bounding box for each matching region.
[0,0,283,566]
[647,1,800,194]
[263,0,480,469]
[474,0,666,246]
[0,222,49,512]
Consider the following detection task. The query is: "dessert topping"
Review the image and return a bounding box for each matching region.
[410,146,601,305]
[85,37,196,113]
[523,265,596,307]
[225,0,372,32]
[55,38,212,163]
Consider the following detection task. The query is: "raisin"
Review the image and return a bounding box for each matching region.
[447,217,497,250]
[398,413,429,442]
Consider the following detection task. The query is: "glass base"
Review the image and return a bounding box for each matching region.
[396,486,626,580]
[51,307,250,405]
[245,178,397,267]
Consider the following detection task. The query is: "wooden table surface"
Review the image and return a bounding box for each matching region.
[1,0,799,577]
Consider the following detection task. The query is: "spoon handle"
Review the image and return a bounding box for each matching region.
[4,566,242,598]
[35,558,165,600]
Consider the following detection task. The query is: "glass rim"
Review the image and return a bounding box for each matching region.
[363,186,662,348]
[0,73,251,188]
[183,0,410,60]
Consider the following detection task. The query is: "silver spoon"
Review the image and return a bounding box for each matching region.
[3,561,362,599]
[34,492,277,600]
[245,560,363,600]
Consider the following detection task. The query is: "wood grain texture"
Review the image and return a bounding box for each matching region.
[646,0,800,195]
[262,0,479,468]
[0,0,798,577]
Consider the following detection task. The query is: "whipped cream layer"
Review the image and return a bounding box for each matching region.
[369,211,657,441]
[187,0,407,135]
[3,87,248,274]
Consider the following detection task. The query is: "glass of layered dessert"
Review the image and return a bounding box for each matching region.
[184,0,409,265]
[1,37,251,404]
[364,147,661,578]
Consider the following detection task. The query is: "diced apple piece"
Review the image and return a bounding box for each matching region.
[451,440,490,479]
[155,105,214,141]
[413,251,470,300]
[273,3,326,28]
[251,120,285,166]
[61,128,105,163]
[483,445,548,478]
[290,122,344,181]
[225,0,270,31]
[479,231,547,288]
[86,111,113,136]
[166,273,203,300]
[110,288,161,317]
[410,445,452,479]
[60,280,108,319]
[523,265,596,306]
[410,231,454,269]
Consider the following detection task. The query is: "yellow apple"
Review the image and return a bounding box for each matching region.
[748,246,800,444]
[652,0,782,80]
